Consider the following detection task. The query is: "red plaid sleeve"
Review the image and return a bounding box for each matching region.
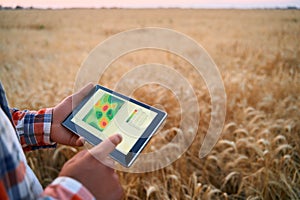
[10,108,56,151]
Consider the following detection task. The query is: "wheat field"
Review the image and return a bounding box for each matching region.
[0,9,300,199]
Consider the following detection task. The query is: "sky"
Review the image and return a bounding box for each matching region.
[1,0,299,9]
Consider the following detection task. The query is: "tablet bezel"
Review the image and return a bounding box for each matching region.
[62,85,167,167]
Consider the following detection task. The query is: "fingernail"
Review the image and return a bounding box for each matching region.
[79,137,86,144]
[113,134,122,145]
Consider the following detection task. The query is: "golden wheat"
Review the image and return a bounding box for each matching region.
[0,9,299,199]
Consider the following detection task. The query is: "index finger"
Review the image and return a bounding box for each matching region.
[88,134,123,161]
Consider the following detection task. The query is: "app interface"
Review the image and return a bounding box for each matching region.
[71,89,157,154]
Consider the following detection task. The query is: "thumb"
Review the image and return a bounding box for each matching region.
[88,134,123,161]
[72,83,95,108]
[52,83,95,131]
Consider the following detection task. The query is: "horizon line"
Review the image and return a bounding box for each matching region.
[1,5,299,10]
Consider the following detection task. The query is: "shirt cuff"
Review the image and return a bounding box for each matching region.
[12,107,56,150]
[43,176,95,200]
[43,108,56,145]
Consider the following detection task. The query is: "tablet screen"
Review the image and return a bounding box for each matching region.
[70,87,159,155]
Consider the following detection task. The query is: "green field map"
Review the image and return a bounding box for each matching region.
[83,94,125,131]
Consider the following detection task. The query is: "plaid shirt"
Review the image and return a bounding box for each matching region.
[0,83,95,200]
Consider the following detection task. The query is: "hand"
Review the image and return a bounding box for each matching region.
[51,83,94,146]
[59,134,124,200]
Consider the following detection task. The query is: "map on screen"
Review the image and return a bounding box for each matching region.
[82,94,124,131]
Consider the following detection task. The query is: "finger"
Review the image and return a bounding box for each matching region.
[53,83,94,119]
[76,149,88,157]
[79,136,86,144]
[66,149,88,165]
[72,83,95,107]
[89,134,122,161]
[100,156,116,169]
[75,136,85,146]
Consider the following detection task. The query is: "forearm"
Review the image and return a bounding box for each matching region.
[10,108,56,151]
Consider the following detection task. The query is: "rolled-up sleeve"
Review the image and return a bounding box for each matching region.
[10,108,56,151]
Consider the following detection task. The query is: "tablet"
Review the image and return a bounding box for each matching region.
[62,85,167,167]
